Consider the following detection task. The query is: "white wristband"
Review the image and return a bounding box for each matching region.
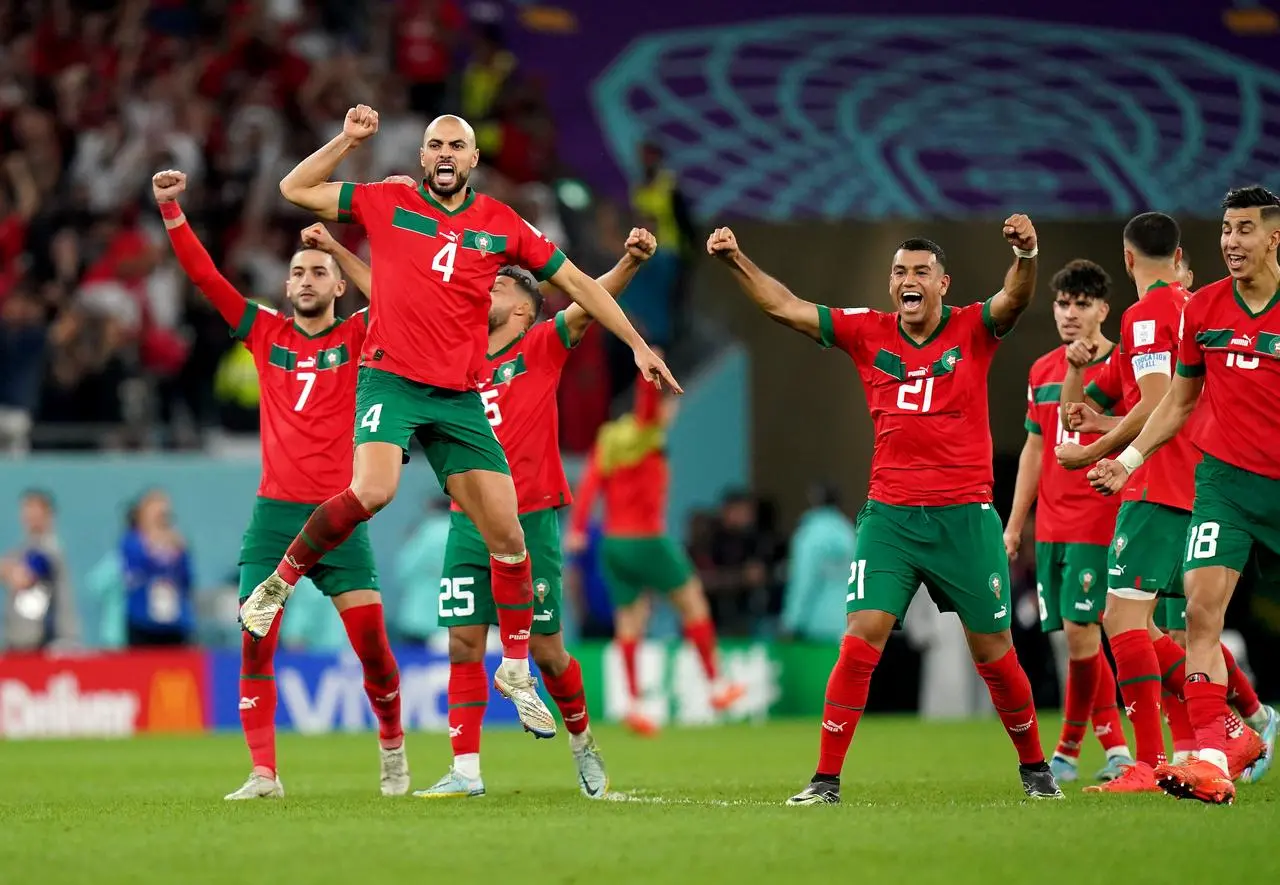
[1116,446,1145,474]
[1013,245,1038,259]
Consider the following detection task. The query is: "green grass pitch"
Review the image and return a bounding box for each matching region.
[2,717,1279,884]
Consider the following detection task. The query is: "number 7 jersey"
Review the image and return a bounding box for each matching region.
[816,299,1004,505]
[233,303,368,504]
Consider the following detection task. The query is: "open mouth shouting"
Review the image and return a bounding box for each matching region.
[433,161,458,191]
[1225,250,1246,274]
[900,289,925,316]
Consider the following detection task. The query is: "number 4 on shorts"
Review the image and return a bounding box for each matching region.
[360,403,383,434]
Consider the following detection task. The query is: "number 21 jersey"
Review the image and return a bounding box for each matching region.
[816,299,1004,506]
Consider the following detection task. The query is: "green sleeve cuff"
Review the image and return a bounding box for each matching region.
[816,304,835,348]
[1025,417,1042,435]
[231,302,259,341]
[337,182,356,223]
[1176,360,1205,377]
[535,249,567,282]
[981,296,1012,339]
[554,310,577,350]
[359,308,370,327]
[1084,380,1116,409]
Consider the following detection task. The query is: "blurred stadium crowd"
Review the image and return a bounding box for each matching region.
[0,0,690,455]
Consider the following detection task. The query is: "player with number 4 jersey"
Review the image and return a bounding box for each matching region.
[151,171,409,802]
[1090,187,1280,803]
[240,110,678,742]
[710,217,1063,805]
[1005,260,1132,785]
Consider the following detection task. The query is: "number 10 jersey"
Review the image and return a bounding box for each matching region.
[816,299,1004,506]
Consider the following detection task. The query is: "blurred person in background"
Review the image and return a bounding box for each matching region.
[121,487,194,647]
[1,489,78,652]
[394,494,452,645]
[0,287,49,454]
[703,489,782,635]
[569,366,745,736]
[779,483,855,645]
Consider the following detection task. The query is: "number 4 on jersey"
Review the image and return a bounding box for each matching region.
[360,403,383,433]
[432,242,457,282]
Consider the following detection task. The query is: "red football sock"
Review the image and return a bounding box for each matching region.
[617,637,641,701]
[1151,633,1196,752]
[340,603,402,749]
[1185,675,1229,773]
[976,647,1045,765]
[448,661,488,756]
[1056,655,1099,759]
[490,554,533,660]
[1091,654,1128,753]
[278,489,373,585]
[543,657,589,735]
[1223,644,1262,718]
[1110,629,1166,767]
[816,635,881,778]
[683,618,720,682]
[239,612,282,777]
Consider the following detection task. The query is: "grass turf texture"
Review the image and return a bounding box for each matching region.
[2,717,1278,884]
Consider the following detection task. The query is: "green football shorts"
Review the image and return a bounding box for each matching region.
[1184,454,1280,587]
[600,536,696,608]
[849,500,1011,634]
[238,497,378,599]
[1107,501,1190,599]
[439,508,564,634]
[1035,541,1108,631]
[353,366,509,489]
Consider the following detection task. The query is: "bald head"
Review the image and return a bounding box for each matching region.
[421,115,479,199]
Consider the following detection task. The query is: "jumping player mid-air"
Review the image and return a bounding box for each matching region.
[303,221,659,798]
[566,368,746,736]
[239,107,679,740]
[1004,259,1133,783]
[711,216,1064,804]
[1088,186,1280,804]
[1056,212,1272,793]
[151,170,408,801]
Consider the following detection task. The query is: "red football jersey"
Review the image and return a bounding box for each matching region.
[569,374,667,537]
[1179,276,1280,480]
[1025,346,1123,545]
[164,217,364,504]
[338,182,563,390]
[818,299,1003,506]
[450,312,576,514]
[1087,281,1199,511]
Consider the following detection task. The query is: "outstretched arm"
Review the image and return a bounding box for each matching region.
[301,223,371,299]
[1088,375,1204,494]
[152,170,249,329]
[1004,432,1043,560]
[707,226,821,341]
[279,105,379,219]
[985,214,1039,334]
[560,228,657,344]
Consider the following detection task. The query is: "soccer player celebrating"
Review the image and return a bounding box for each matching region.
[1004,259,1132,783]
[239,107,678,740]
[710,218,1063,804]
[565,368,746,737]
[150,171,408,800]
[305,222,660,798]
[1055,212,1270,792]
[1089,186,1280,804]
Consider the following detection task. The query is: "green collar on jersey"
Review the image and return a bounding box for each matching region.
[293,317,343,339]
[418,182,476,216]
[1232,279,1280,319]
[1081,341,1114,367]
[1144,279,1170,292]
[898,304,951,349]
[487,329,526,361]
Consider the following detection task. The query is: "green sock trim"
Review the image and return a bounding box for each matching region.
[1064,719,1088,727]
[1117,673,1160,688]
[448,701,488,710]
[300,530,322,553]
[994,699,1032,715]
[241,674,275,681]
[1162,656,1186,681]
[550,689,585,703]
[826,700,864,713]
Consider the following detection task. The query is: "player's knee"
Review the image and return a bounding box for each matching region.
[485,520,526,557]
[844,613,891,649]
[529,635,569,677]
[447,630,486,664]
[1064,621,1101,659]
[351,479,397,514]
[1184,595,1225,639]
[967,630,1013,665]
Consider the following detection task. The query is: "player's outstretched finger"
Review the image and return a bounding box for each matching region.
[661,363,683,395]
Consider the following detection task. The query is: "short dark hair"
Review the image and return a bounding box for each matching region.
[1050,259,1110,301]
[292,247,344,281]
[1222,185,1280,223]
[895,237,946,269]
[496,265,543,321]
[1122,212,1180,259]
[19,488,54,513]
